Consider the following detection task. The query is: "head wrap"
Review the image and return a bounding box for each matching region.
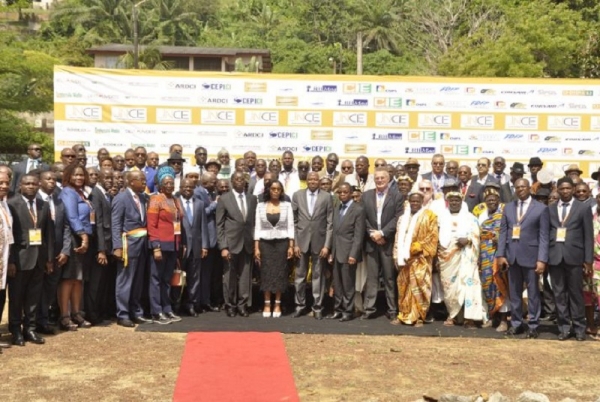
[156,166,175,190]
[408,190,425,198]
[397,175,414,183]
[483,188,500,200]
[445,191,463,200]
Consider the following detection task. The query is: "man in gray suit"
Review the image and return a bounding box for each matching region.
[421,154,451,197]
[497,178,549,339]
[457,165,483,212]
[361,167,403,320]
[10,143,50,193]
[548,177,594,341]
[216,172,257,317]
[327,183,365,322]
[292,171,333,319]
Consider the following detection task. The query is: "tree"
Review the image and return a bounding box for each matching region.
[118,47,174,69]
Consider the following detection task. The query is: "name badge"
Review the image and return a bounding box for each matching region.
[556,227,567,242]
[512,226,521,240]
[90,211,96,225]
[173,221,181,235]
[29,228,42,246]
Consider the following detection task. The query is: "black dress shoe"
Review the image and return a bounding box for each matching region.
[558,332,570,341]
[291,309,304,318]
[506,326,524,336]
[36,325,58,335]
[152,313,172,325]
[575,333,586,342]
[24,330,45,345]
[187,307,199,317]
[166,312,182,322]
[526,329,539,339]
[314,311,323,320]
[201,304,220,312]
[132,316,152,325]
[12,333,25,346]
[117,319,135,328]
[238,307,249,317]
[359,313,374,320]
[339,314,353,322]
[326,312,343,320]
[0,340,11,349]
[226,308,237,317]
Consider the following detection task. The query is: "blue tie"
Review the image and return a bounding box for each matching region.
[339,203,347,219]
[561,202,569,221]
[185,199,193,225]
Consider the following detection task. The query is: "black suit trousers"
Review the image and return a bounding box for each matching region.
[36,264,62,326]
[8,265,44,333]
[333,261,356,315]
[84,254,109,322]
[365,247,397,315]
[549,262,586,335]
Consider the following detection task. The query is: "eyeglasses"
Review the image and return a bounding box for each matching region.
[63,154,76,158]
[341,166,352,170]
[375,163,386,167]
[476,163,488,167]
[197,152,207,156]
[170,161,183,165]
[135,153,146,156]
[419,187,432,191]
[432,162,444,166]
[30,147,41,151]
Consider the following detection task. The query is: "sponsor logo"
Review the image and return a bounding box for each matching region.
[288,111,322,126]
[111,107,147,122]
[168,82,196,90]
[480,89,496,95]
[233,97,263,105]
[505,115,538,130]
[333,112,367,127]
[579,150,596,155]
[310,130,333,140]
[123,95,155,101]
[276,96,298,106]
[470,101,490,108]
[563,90,593,96]
[235,131,265,138]
[98,142,127,147]
[538,90,558,96]
[375,113,409,127]
[245,110,279,125]
[500,90,531,95]
[593,104,600,109]
[244,82,267,92]
[303,145,333,153]
[547,116,581,130]
[530,103,564,109]
[373,147,393,155]
[501,147,532,155]
[510,103,527,109]
[201,83,232,90]
[56,92,83,99]
[306,85,337,93]
[406,99,427,107]
[268,146,298,152]
[495,101,506,108]
[418,113,451,128]
[130,143,155,148]
[57,140,91,147]
[232,144,262,152]
[200,110,235,125]
[135,129,155,135]
[405,146,436,154]
[371,133,402,140]
[65,105,102,121]
[337,99,368,107]
[269,131,298,139]
[160,96,191,102]
[440,133,460,141]
[591,116,600,130]
[563,148,574,155]
[65,127,93,134]
[537,147,559,154]
[405,87,436,94]
[344,144,368,153]
[374,97,402,108]
[568,103,586,109]
[408,131,436,142]
[156,108,192,124]
[434,101,467,108]
[376,85,398,93]
[441,145,469,155]
[94,128,120,134]
[503,133,524,141]
[86,94,119,101]
[564,136,599,141]
[439,86,460,93]
[461,114,494,129]
[529,134,540,141]
[472,147,495,155]
[198,97,228,104]
[128,81,158,88]
[465,87,476,94]
[344,133,360,140]
[468,133,497,141]
[197,130,228,137]
[544,136,561,142]
[343,83,371,94]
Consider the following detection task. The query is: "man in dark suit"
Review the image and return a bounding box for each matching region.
[216,172,257,317]
[7,174,53,346]
[327,183,365,322]
[318,153,345,192]
[499,162,524,204]
[88,169,113,324]
[457,165,483,212]
[421,154,451,197]
[497,178,549,338]
[193,172,221,311]
[247,159,267,195]
[474,157,497,185]
[111,171,151,327]
[548,177,593,341]
[35,171,70,334]
[291,172,333,319]
[362,167,403,320]
[10,143,50,193]
[179,178,209,316]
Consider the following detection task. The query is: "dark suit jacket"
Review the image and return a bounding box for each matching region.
[421,172,451,182]
[461,180,483,212]
[193,185,217,248]
[331,201,366,264]
[8,195,53,270]
[91,186,112,254]
[179,196,209,260]
[497,198,549,267]
[111,189,147,253]
[216,191,257,255]
[37,192,71,258]
[548,199,593,266]
[318,170,345,191]
[499,182,516,204]
[10,160,50,193]
[362,189,403,256]
[292,189,333,254]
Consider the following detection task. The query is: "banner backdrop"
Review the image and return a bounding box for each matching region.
[54,66,600,175]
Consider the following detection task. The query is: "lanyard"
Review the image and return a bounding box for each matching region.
[76,189,94,212]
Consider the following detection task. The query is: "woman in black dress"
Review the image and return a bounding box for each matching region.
[254,180,294,318]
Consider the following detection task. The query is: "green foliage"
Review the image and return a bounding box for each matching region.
[0,110,53,158]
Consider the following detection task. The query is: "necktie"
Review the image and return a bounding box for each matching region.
[309,192,316,216]
[238,194,246,220]
[339,203,347,218]
[133,194,143,222]
[186,199,193,225]
[561,202,569,221]
[496,174,502,180]
[377,192,384,208]
[48,197,55,222]
[519,200,524,218]
[29,200,36,225]
[28,160,37,173]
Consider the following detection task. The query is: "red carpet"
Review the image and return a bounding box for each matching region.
[173,332,299,402]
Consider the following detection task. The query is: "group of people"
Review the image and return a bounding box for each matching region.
[0,143,599,354]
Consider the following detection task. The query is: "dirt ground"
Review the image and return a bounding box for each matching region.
[1,323,599,402]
